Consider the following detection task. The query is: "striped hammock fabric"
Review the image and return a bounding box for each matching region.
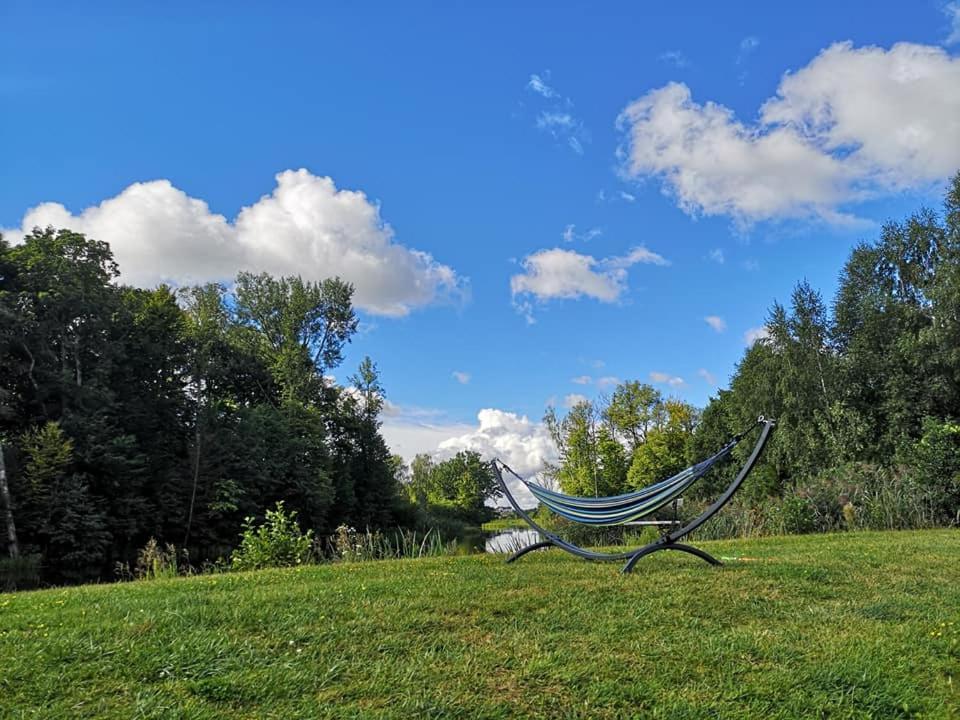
[523,440,737,526]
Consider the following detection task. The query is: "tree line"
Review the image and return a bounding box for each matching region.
[0,228,494,585]
[546,174,960,532]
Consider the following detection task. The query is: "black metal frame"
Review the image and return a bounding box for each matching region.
[491,417,775,574]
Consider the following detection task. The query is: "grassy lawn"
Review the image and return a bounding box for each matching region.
[1,530,958,719]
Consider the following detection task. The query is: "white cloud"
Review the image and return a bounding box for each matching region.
[744,326,771,345]
[452,371,471,385]
[564,393,589,408]
[708,248,725,264]
[698,368,717,385]
[526,72,589,155]
[617,42,960,224]
[649,371,686,388]
[536,112,589,155]
[604,246,670,269]
[380,417,474,462]
[659,50,691,68]
[596,375,621,389]
[388,408,556,490]
[527,73,558,99]
[561,224,603,243]
[537,111,576,132]
[571,375,592,385]
[4,169,465,317]
[510,246,668,314]
[438,409,559,507]
[704,315,727,333]
[619,191,636,203]
[945,2,960,45]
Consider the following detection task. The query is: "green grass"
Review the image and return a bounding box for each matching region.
[2,530,958,719]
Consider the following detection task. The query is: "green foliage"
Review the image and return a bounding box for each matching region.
[690,172,960,528]
[774,495,817,535]
[546,386,698,502]
[231,502,315,571]
[904,418,960,522]
[626,400,697,490]
[403,451,497,524]
[0,227,405,585]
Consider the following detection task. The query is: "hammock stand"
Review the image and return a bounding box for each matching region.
[490,417,775,574]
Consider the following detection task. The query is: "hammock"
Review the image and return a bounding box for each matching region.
[491,416,775,573]
[522,439,738,525]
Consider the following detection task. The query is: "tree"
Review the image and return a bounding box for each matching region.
[233,272,357,402]
[626,400,698,490]
[603,381,663,452]
[545,400,601,496]
[405,451,498,523]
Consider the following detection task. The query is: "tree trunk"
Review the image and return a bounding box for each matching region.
[0,442,20,559]
[183,416,202,548]
[75,335,82,387]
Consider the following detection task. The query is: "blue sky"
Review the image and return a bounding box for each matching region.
[3,1,960,478]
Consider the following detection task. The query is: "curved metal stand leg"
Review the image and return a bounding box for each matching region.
[506,540,555,563]
[620,543,661,573]
[621,542,721,573]
[665,543,721,566]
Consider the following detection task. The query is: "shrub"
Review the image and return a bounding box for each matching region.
[231,502,315,571]
[775,494,817,534]
[905,419,960,523]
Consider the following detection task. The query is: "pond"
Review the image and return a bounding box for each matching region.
[484,527,541,554]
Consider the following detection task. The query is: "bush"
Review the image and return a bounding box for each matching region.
[775,494,817,534]
[231,502,315,571]
[905,419,960,523]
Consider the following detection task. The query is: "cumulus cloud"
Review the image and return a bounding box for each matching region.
[650,371,685,388]
[619,191,636,203]
[708,248,725,264]
[744,326,771,345]
[617,42,960,224]
[3,169,464,317]
[452,371,471,385]
[438,409,559,507]
[571,375,592,385]
[510,246,669,318]
[704,315,727,333]
[698,368,717,385]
